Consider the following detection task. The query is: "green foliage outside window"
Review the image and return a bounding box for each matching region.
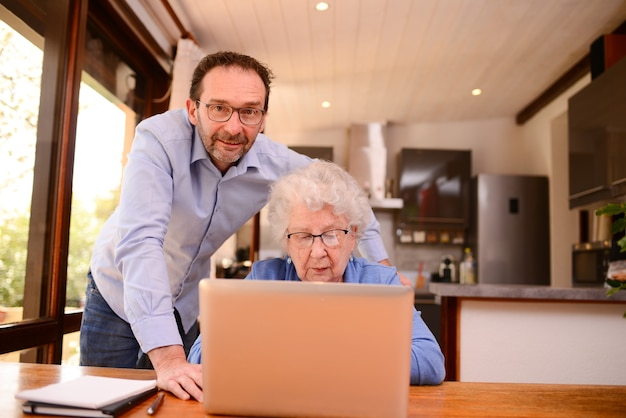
[0,194,116,308]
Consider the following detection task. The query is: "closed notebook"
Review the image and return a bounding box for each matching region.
[199,278,414,418]
[16,375,157,417]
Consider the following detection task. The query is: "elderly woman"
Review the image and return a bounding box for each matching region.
[189,160,445,385]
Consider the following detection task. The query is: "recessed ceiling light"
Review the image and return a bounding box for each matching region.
[315,2,330,12]
[471,88,482,96]
[321,101,331,108]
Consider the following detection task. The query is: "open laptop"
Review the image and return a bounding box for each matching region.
[198,278,414,418]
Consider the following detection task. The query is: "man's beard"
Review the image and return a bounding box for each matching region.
[197,118,250,165]
[206,132,247,164]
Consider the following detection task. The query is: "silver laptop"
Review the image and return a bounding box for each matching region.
[198,278,414,418]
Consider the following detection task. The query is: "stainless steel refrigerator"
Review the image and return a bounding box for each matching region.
[468,174,550,285]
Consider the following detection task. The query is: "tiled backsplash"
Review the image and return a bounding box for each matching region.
[395,244,463,279]
[372,208,465,281]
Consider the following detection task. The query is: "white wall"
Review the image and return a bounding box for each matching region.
[269,127,351,169]
[459,300,626,385]
[385,118,523,177]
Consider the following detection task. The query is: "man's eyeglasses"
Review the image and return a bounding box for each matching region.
[286,228,350,249]
[196,100,265,126]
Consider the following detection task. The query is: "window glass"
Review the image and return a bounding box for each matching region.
[0,346,39,363]
[62,331,81,365]
[62,37,137,364]
[66,80,129,309]
[1,15,136,364]
[1,1,163,364]
[0,18,42,326]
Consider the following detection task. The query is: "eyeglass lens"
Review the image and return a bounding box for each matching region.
[288,229,347,248]
[202,102,263,125]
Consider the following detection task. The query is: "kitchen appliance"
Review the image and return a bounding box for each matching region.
[572,241,611,286]
[572,212,626,286]
[468,174,550,285]
[438,255,456,283]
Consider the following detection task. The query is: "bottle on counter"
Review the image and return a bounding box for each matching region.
[460,247,476,285]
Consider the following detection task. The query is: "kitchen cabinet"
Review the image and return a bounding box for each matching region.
[567,127,611,206]
[610,130,626,197]
[568,56,626,208]
[396,148,471,245]
[414,296,441,344]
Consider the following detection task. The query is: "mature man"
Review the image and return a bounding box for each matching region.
[80,51,397,401]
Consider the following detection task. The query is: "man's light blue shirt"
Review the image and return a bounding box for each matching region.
[89,108,388,354]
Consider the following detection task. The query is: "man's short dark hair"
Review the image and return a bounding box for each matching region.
[189,51,274,111]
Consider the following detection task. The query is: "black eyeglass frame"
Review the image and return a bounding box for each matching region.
[196,100,266,126]
[286,228,350,248]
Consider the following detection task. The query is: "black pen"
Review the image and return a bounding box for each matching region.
[147,391,165,415]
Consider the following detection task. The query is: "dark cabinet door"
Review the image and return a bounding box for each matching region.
[568,127,611,204]
[610,130,626,196]
[398,148,471,227]
[568,55,626,208]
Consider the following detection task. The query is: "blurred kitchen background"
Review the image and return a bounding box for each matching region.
[3,0,626,367]
[94,0,626,298]
[216,41,626,299]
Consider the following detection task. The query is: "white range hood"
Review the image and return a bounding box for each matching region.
[347,123,402,209]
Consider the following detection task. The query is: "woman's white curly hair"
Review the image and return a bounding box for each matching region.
[267,160,371,248]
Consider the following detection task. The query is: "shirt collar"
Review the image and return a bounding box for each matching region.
[190,127,208,164]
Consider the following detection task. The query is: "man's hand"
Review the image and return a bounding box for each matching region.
[148,345,203,402]
[378,259,412,287]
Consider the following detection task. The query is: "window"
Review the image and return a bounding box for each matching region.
[0,0,170,363]
[0,18,42,329]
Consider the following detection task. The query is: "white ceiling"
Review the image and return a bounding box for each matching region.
[134,0,626,137]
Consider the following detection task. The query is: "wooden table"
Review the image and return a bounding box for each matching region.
[3,362,626,417]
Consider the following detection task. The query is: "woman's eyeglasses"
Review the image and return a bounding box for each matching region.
[286,228,350,249]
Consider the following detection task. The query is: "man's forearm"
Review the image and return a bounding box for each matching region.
[148,344,187,371]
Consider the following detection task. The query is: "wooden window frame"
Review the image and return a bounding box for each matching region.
[0,0,170,363]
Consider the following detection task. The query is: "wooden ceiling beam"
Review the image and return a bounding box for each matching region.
[516,19,626,125]
[515,55,589,125]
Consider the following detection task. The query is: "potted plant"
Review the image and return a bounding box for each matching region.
[595,202,626,298]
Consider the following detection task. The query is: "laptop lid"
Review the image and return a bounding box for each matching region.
[199,278,413,418]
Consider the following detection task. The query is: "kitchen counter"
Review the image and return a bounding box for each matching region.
[429,282,626,302]
[429,282,626,384]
